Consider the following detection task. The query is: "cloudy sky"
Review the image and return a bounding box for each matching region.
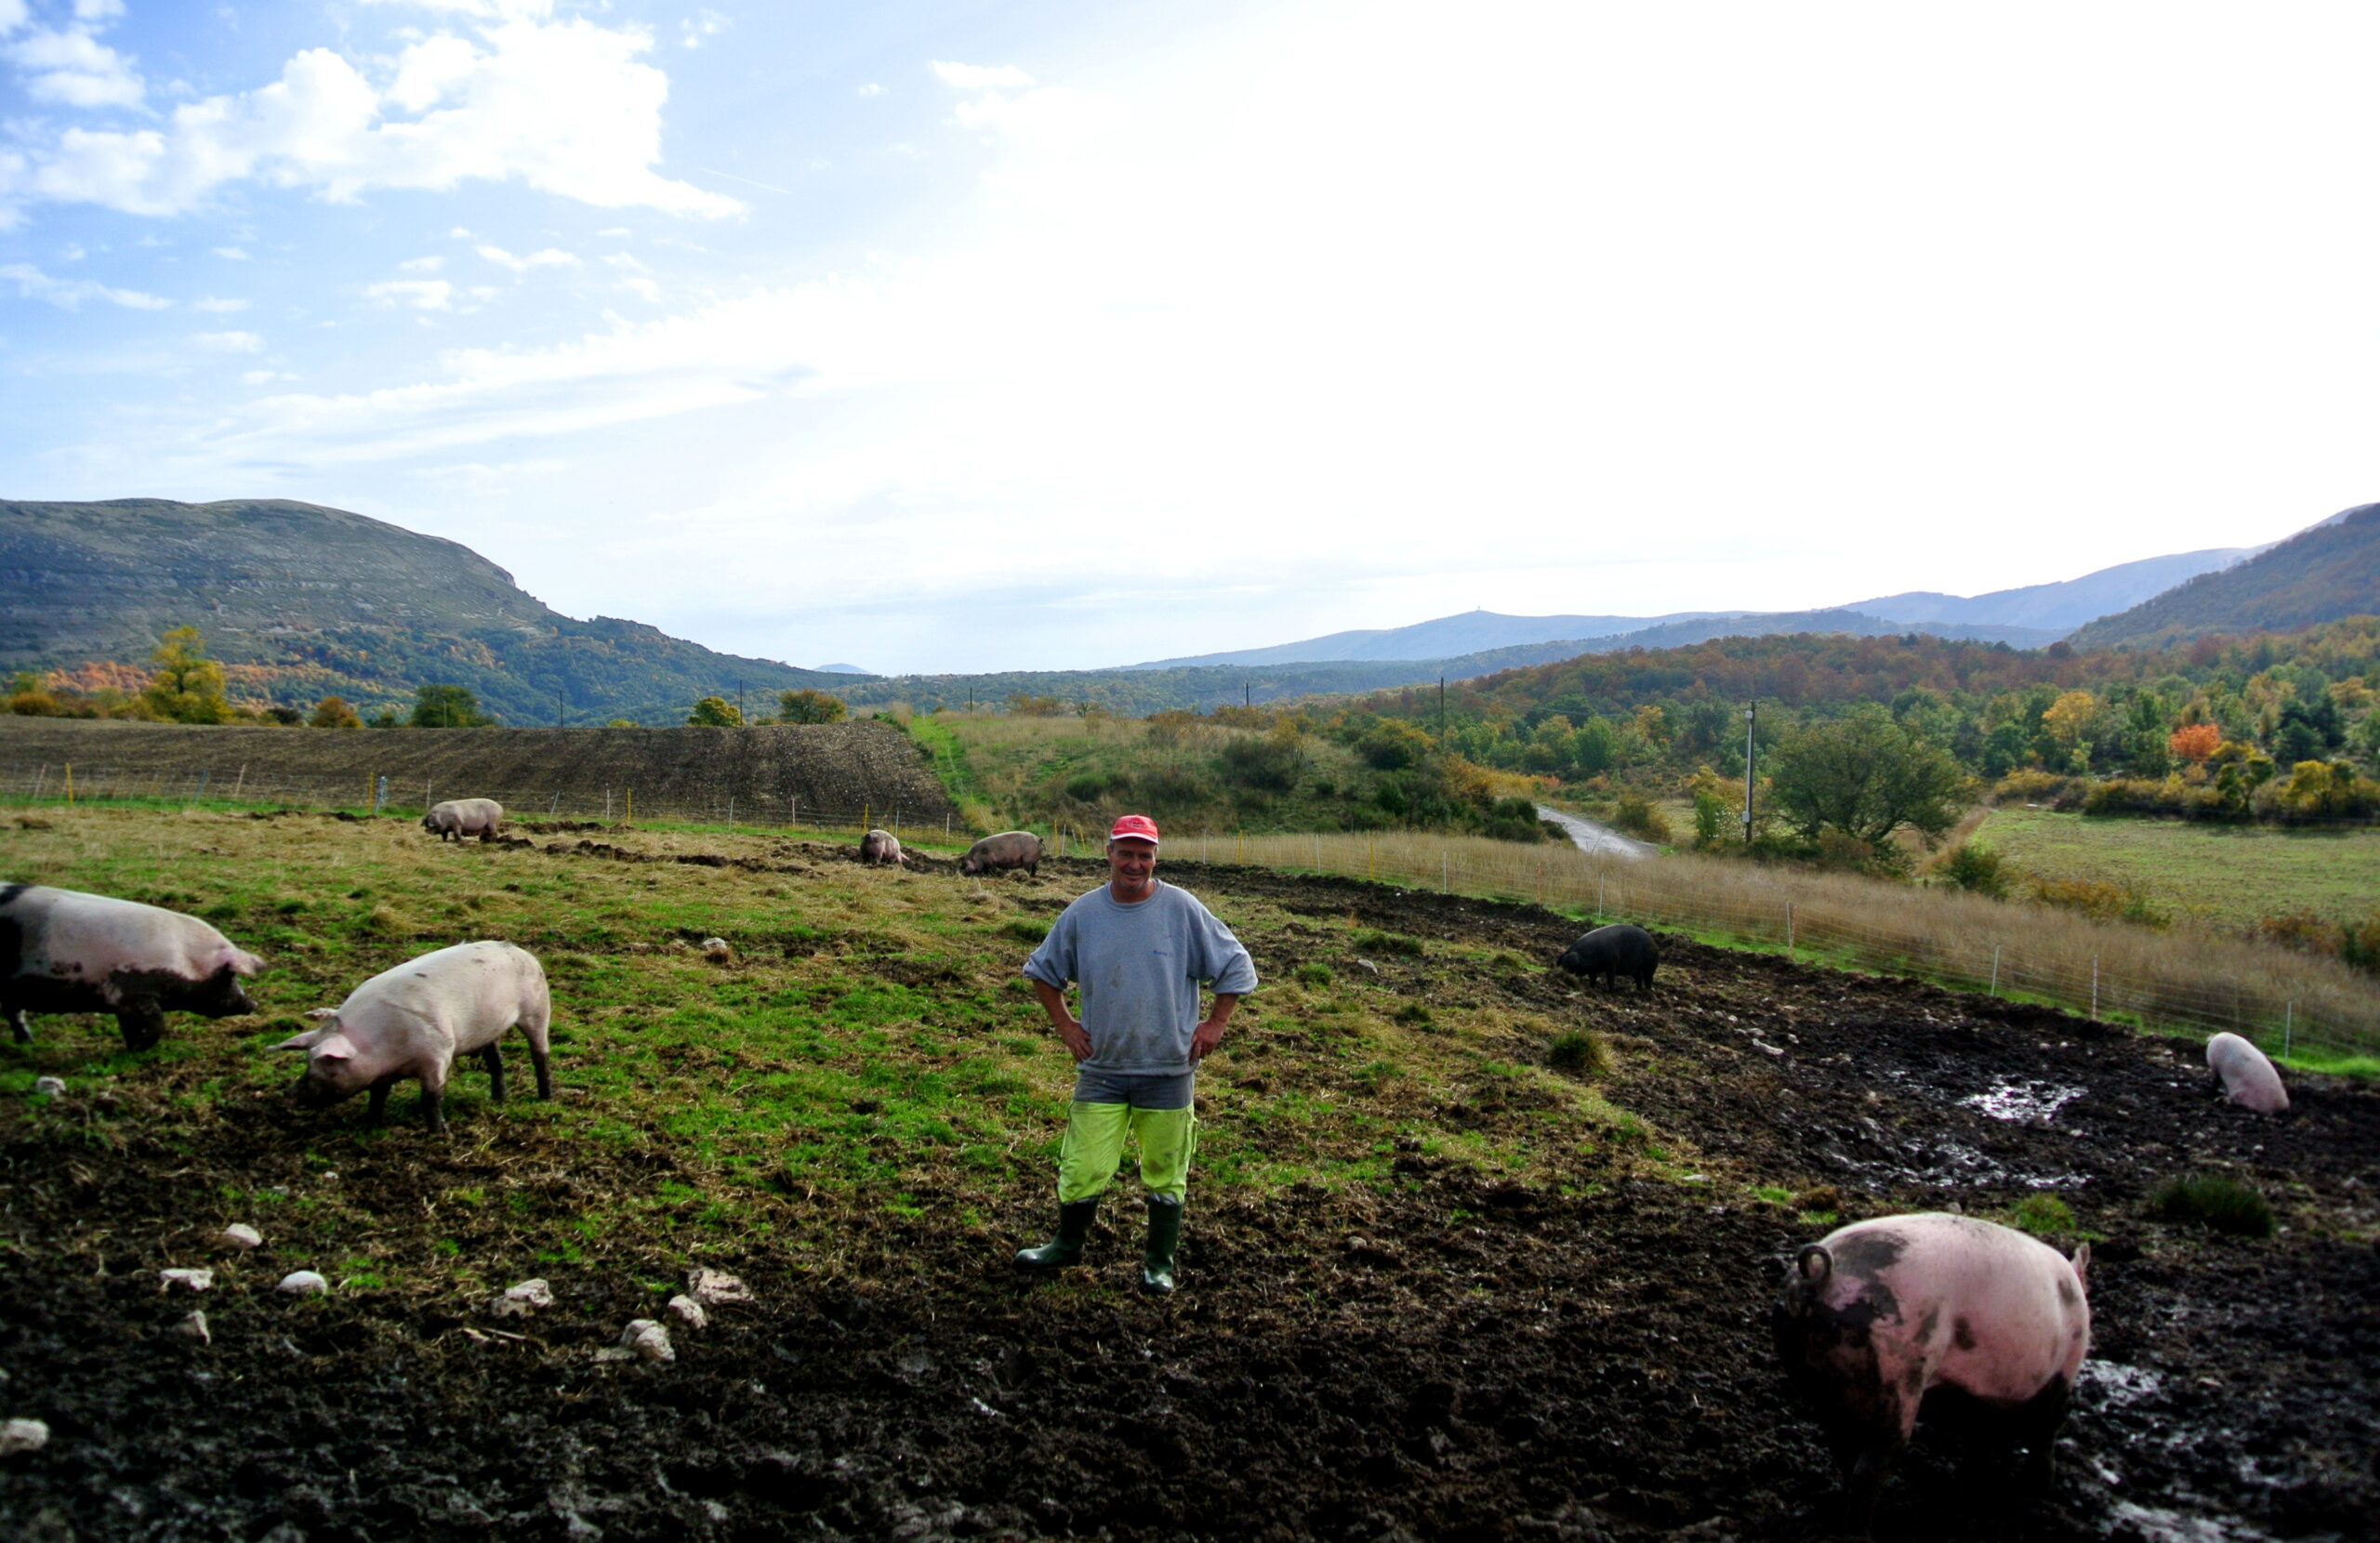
[5,1,2377,674]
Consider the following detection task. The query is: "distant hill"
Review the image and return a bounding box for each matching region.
[1842,546,2258,632]
[0,498,863,725]
[1129,545,2250,671]
[2065,504,2380,649]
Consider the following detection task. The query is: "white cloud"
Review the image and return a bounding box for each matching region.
[364,278,452,310]
[60,242,84,260]
[240,368,293,384]
[74,0,128,19]
[192,330,262,352]
[213,245,249,259]
[930,61,1032,91]
[857,82,884,98]
[0,0,29,32]
[4,22,145,108]
[192,295,247,312]
[1,259,167,308]
[681,9,726,49]
[358,0,552,17]
[400,254,443,271]
[477,243,577,272]
[7,15,741,220]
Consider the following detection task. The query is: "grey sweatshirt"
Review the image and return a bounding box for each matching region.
[1020,879,1259,1075]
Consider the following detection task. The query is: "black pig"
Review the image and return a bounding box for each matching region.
[1556,923,1659,991]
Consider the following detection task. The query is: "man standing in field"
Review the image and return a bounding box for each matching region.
[1015,813,1257,1293]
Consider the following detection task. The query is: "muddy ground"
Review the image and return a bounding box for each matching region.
[4,854,2376,1542]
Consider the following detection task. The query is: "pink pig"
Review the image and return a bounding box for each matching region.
[1773,1211,2091,1532]
[2205,1032,2288,1114]
[275,941,552,1134]
[2,883,262,1049]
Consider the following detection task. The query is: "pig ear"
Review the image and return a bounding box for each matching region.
[2069,1242,2090,1287]
[231,950,264,977]
[1794,1245,1832,1285]
[310,1035,354,1063]
[305,1008,338,1022]
[272,1026,330,1051]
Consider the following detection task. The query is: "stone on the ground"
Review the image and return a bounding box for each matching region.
[701,937,732,960]
[0,1418,48,1456]
[276,1271,329,1295]
[217,1224,263,1251]
[686,1268,751,1306]
[32,1077,65,1098]
[491,1278,554,1318]
[666,1294,707,1329]
[175,1311,212,1345]
[623,1319,675,1363]
[160,1268,215,1293]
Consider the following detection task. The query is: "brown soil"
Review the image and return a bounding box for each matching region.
[0,718,952,826]
[4,858,2375,1542]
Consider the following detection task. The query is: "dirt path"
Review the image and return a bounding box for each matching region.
[3,855,2374,1542]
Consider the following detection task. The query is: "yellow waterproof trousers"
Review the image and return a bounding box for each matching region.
[1056,1101,1197,1205]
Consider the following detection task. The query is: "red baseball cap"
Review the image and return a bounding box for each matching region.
[1108,813,1161,845]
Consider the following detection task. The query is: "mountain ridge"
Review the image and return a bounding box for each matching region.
[2065,504,2380,649]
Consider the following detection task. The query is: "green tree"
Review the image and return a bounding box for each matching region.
[411,684,494,727]
[777,688,847,724]
[142,626,231,723]
[310,695,363,729]
[1357,719,1435,770]
[1771,707,1967,846]
[686,695,744,726]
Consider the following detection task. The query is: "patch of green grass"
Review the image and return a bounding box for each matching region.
[2149,1173,2276,1237]
[1978,806,2380,932]
[1351,929,1425,957]
[1291,961,1332,986]
[2009,1193,2077,1238]
[1547,1032,1610,1077]
[2284,1052,2380,1081]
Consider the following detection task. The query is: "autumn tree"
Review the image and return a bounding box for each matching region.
[411,684,494,727]
[776,688,846,724]
[2167,722,2221,762]
[1770,707,1967,846]
[311,695,364,729]
[142,626,231,723]
[686,696,744,726]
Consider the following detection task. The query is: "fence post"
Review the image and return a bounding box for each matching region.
[2090,956,2099,1020]
[605,787,613,822]
[727,797,734,831]
[1990,943,2001,996]
[32,765,46,802]
[64,763,73,806]
[627,788,633,824]
[1442,854,1449,892]
[233,765,245,801]
[1786,901,1794,954]
[2283,1001,2293,1059]
[374,775,387,816]
[550,791,562,817]
[1596,870,1606,917]
[195,769,208,805]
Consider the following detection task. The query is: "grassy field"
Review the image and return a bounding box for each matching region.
[0,807,1646,1300]
[1975,805,2380,930]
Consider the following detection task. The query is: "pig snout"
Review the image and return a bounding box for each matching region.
[287,1070,346,1107]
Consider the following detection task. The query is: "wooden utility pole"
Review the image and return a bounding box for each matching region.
[1741,701,1757,846]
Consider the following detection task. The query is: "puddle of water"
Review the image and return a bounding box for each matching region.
[2107,1500,2273,1543]
[2079,1358,2165,1408]
[1958,1078,2088,1123]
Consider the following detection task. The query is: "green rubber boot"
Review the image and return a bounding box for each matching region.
[1141,1201,1183,1294]
[1014,1199,1099,1269]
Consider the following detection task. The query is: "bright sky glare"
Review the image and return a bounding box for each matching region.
[4,1,2376,674]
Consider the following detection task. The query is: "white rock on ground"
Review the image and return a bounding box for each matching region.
[623,1320,675,1363]
[175,1312,211,1345]
[0,1418,48,1457]
[666,1294,707,1329]
[217,1223,262,1251]
[701,937,732,960]
[32,1077,64,1097]
[491,1278,555,1318]
[159,1269,214,1293]
[685,1268,751,1306]
[276,1271,329,1295]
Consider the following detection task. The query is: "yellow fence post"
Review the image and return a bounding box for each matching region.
[64,763,73,805]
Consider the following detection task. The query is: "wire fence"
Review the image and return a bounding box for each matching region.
[0,760,964,843]
[1183,828,2379,1064]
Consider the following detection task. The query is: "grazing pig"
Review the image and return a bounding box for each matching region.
[959,830,1043,878]
[1773,1212,2091,1532]
[1556,923,1659,991]
[275,941,551,1134]
[858,828,908,866]
[2206,1031,2288,1114]
[1,884,262,1049]
[422,798,504,842]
